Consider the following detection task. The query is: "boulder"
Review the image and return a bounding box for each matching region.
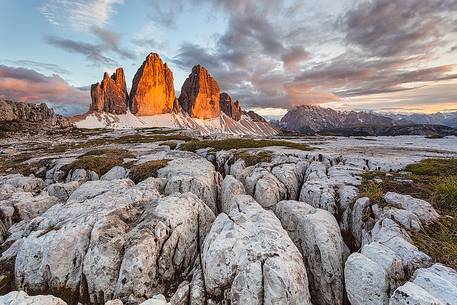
[384,192,439,224]
[202,195,312,305]
[411,265,457,304]
[0,291,68,305]
[361,242,405,285]
[47,181,80,201]
[0,175,45,192]
[12,179,160,304]
[0,191,59,228]
[350,197,373,247]
[97,192,215,304]
[275,200,345,305]
[157,157,222,213]
[345,252,389,305]
[379,207,422,232]
[219,92,242,121]
[179,65,220,119]
[389,282,445,305]
[370,219,431,273]
[90,68,129,114]
[130,53,175,116]
[271,162,306,201]
[139,295,169,305]
[8,175,215,305]
[220,175,246,213]
[390,264,457,305]
[100,166,129,181]
[299,162,337,215]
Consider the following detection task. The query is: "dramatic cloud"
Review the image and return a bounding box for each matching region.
[342,0,457,57]
[0,65,89,106]
[45,27,134,66]
[40,0,124,31]
[165,0,457,110]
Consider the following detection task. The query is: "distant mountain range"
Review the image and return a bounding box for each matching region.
[278,105,457,136]
[386,112,457,129]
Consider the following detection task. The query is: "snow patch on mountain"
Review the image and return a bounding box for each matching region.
[75,111,278,136]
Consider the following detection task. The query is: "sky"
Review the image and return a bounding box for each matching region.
[0,0,457,118]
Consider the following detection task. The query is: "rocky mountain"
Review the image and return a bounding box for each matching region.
[387,112,457,128]
[244,110,267,122]
[219,92,242,121]
[83,53,275,136]
[280,105,396,133]
[129,53,176,116]
[0,99,68,128]
[90,68,129,115]
[179,65,221,119]
[320,124,457,136]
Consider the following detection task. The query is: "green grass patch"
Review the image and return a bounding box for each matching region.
[105,134,194,145]
[81,148,134,159]
[434,177,457,214]
[406,158,457,177]
[0,156,49,176]
[62,148,134,176]
[62,156,123,176]
[179,138,311,152]
[233,151,273,167]
[361,158,457,269]
[412,217,457,269]
[128,159,170,183]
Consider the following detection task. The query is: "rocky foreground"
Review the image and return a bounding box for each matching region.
[0,129,456,305]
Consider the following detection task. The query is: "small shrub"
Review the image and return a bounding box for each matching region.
[180,138,311,152]
[128,159,170,183]
[233,151,273,167]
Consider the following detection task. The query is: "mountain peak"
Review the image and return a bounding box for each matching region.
[129,53,175,116]
[179,65,221,119]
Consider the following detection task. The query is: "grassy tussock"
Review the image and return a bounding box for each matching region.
[62,148,134,176]
[128,159,170,183]
[233,151,273,167]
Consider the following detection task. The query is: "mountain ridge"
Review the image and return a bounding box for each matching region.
[278,105,457,136]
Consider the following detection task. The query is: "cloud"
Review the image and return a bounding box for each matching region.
[3,60,70,75]
[0,65,89,106]
[341,0,457,57]
[163,0,457,112]
[40,0,124,31]
[45,35,118,67]
[91,26,136,59]
[45,27,135,66]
